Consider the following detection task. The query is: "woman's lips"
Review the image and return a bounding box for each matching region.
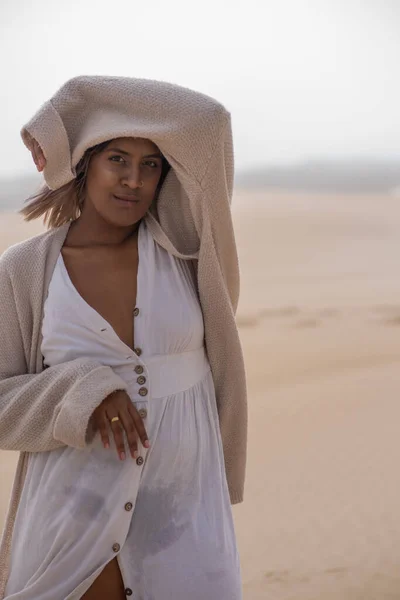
[113,194,140,205]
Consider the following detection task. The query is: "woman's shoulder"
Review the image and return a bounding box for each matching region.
[0,224,69,275]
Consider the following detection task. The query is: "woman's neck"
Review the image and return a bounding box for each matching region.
[65,208,141,249]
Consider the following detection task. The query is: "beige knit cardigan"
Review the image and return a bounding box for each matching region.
[0,76,247,596]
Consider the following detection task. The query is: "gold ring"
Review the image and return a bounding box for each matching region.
[110,416,120,423]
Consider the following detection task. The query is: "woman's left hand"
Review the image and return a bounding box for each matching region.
[24,131,46,172]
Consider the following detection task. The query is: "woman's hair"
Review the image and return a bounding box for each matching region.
[19,140,171,229]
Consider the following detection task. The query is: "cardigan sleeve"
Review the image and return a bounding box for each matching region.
[199,117,248,504]
[0,259,128,453]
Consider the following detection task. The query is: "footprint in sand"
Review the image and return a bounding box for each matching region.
[292,307,342,327]
[367,305,400,326]
[235,314,260,328]
[237,306,343,329]
[260,306,301,318]
[264,569,310,584]
[372,304,400,315]
[264,566,349,586]
[236,306,302,328]
[382,315,400,326]
[292,317,321,328]
[317,308,341,318]
[324,567,348,576]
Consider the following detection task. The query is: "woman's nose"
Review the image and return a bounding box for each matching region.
[122,168,143,188]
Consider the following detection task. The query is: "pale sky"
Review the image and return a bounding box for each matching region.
[1,0,399,177]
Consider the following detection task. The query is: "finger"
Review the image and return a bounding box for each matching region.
[109,418,126,460]
[27,137,44,171]
[30,142,39,169]
[97,415,110,449]
[118,411,139,459]
[33,140,46,170]
[24,131,34,147]
[127,404,150,449]
[31,142,43,171]
[35,140,46,168]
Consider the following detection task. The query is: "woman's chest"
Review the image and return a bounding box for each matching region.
[61,248,139,351]
[43,235,205,360]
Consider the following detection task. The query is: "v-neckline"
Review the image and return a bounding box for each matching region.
[58,220,144,356]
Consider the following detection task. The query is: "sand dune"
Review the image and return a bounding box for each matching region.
[1,190,400,599]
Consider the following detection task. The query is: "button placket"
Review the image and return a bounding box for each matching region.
[131,305,149,432]
[110,501,136,578]
[132,305,143,356]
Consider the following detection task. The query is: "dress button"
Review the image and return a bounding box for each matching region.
[139,387,148,397]
[136,456,144,466]
[137,375,146,385]
[125,589,133,596]
[124,502,133,511]
[112,543,120,553]
[134,365,144,374]
[134,347,142,356]
[138,408,147,419]
[133,307,140,317]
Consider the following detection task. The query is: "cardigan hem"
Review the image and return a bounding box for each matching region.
[53,365,128,449]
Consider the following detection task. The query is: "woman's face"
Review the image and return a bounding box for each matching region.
[83,136,164,228]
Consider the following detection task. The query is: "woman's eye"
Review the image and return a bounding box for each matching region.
[109,156,159,168]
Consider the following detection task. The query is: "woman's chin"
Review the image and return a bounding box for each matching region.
[91,205,143,230]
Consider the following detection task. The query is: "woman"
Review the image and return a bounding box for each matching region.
[0,76,247,600]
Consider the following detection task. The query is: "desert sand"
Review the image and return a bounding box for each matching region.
[1,189,400,599]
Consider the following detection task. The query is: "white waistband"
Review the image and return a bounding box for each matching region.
[115,346,211,399]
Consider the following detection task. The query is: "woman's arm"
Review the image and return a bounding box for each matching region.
[0,258,128,453]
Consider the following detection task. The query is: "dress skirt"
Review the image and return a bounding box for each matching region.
[4,218,242,600]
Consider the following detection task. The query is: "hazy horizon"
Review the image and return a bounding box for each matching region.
[1,0,400,179]
[0,155,399,212]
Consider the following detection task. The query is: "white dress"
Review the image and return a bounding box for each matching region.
[4,218,242,600]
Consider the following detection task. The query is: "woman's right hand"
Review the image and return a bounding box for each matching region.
[24,131,46,172]
[90,390,150,461]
